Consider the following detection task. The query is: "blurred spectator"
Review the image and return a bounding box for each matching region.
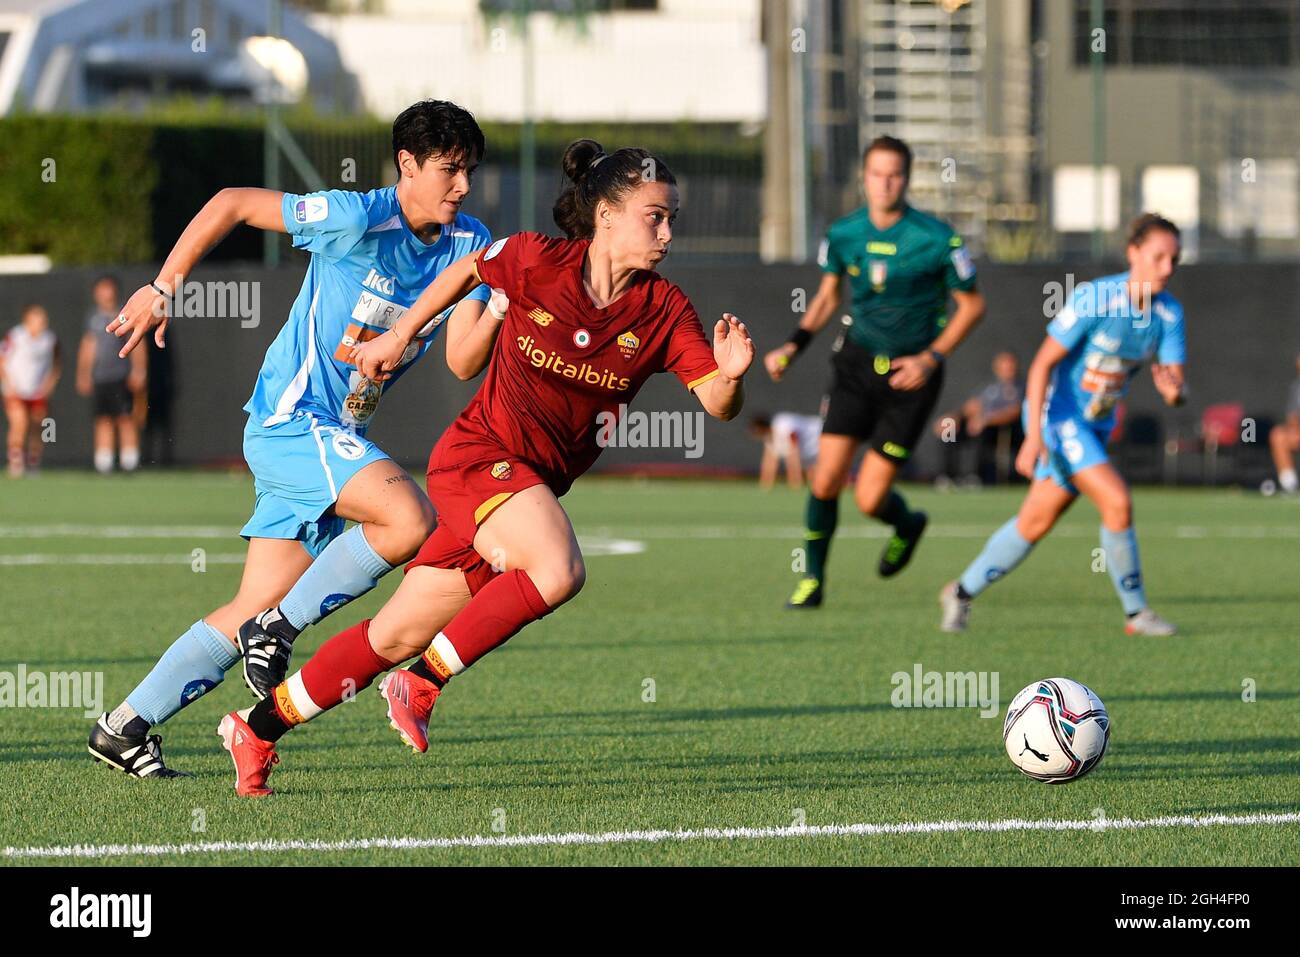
[750,412,822,489]
[77,276,145,473]
[933,350,1025,484]
[1,303,61,477]
[1268,353,1300,493]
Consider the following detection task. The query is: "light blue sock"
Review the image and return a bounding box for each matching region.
[125,619,239,726]
[959,517,1035,597]
[277,525,393,630]
[1101,525,1147,615]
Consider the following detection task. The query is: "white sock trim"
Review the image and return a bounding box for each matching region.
[285,672,324,720]
[432,633,466,675]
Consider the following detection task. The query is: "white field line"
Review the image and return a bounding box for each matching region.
[583,524,1300,540]
[0,537,643,565]
[0,524,239,538]
[4,812,1298,861]
[0,553,250,566]
[1,523,1296,542]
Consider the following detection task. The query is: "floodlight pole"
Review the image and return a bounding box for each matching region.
[1089,0,1105,260]
[519,0,535,232]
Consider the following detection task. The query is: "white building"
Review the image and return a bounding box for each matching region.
[0,0,355,115]
[305,0,765,123]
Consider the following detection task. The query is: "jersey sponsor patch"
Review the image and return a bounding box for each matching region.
[483,237,508,261]
[950,246,975,281]
[341,372,383,428]
[351,290,408,330]
[294,196,329,224]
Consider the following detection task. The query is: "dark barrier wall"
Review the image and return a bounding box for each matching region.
[3,260,1296,482]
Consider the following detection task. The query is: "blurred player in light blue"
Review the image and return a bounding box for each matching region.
[941,214,1188,637]
[89,101,507,778]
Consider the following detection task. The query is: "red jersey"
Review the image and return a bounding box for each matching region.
[431,231,720,495]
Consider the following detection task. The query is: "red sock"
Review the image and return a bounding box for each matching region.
[428,569,549,675]
[269,619,395,729]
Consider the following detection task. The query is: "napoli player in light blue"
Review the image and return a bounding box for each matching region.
[89,101,507,777]
[941,214,1188,637]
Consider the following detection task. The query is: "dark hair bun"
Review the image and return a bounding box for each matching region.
[561,139,605,184]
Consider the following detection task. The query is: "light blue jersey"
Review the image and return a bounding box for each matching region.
[1044,271,1186,429]
[246,186,491,434]
[240,186,491,554]
[1031,272,1187,492]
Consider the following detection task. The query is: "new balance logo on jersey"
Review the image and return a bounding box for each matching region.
[529,307,555,327]
[362,269,396,295]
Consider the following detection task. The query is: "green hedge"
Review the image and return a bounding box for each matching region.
[0,117,157,264]
[0,113,761,264]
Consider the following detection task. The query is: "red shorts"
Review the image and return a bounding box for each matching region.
[406,450,548,595]
[5,397,47,417]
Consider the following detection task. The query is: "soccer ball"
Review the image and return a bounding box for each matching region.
[1003,678,1110,783]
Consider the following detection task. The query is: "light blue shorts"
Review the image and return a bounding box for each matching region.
[1030,410,1112,495]
[240,411,390,557]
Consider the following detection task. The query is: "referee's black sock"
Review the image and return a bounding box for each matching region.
[804,493,839,582]
[875,490,912,528]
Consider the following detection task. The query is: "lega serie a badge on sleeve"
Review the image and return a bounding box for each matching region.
[294,196,329,224]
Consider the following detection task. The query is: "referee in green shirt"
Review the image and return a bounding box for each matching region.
[766,136,986,608]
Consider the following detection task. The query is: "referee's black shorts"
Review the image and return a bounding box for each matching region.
[819,339,944,464]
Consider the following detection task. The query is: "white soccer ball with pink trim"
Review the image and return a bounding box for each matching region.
[1003,677,1110,783]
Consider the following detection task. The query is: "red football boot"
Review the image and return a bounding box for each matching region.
[217,712,280,797]
[378,670,441,754]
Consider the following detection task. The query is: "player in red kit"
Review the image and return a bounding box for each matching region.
[218,139,754,795]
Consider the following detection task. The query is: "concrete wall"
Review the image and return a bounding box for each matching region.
[5,258,1295,484]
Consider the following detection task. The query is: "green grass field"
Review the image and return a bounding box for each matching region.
[1,471,1297,866]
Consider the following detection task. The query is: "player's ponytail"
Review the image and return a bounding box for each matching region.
[552,139,677,241]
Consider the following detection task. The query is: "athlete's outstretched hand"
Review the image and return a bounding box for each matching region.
[350,329,409,381]
[107,283,171,357]
[713,313,755,380]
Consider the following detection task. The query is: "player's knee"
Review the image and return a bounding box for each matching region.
[1016,511,1052,542]
[531,557,585,606]
[371,625,431,664]
[810,470,844,499]
[379,496,436,556]
[1103,499,1131,530]
[855,484,887,516]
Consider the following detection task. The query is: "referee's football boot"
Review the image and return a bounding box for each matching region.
[88,714,190,778]
[785,577,824,609]
[879,509,928,578]
[237,607,300,700]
